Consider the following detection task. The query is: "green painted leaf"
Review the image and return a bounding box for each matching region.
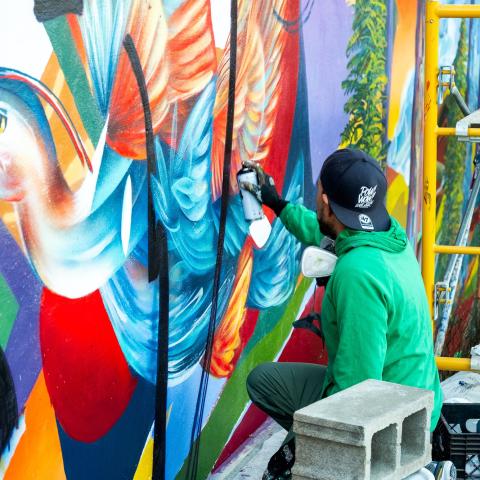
[0,274,19,349]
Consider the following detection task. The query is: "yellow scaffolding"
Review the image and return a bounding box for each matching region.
[423,0,480,372]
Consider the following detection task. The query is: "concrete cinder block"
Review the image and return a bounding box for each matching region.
[292,379,433,480]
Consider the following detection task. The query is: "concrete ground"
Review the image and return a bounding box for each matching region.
[209,419,284,479]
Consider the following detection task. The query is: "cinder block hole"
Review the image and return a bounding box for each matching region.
[401,409,427,465]
[371,423,397,480]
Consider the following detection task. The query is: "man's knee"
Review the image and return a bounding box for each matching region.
[246,362,275,401]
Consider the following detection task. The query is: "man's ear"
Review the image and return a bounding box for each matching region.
[322,193,335,217]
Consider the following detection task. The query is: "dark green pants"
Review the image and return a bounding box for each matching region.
[246,362,327,445]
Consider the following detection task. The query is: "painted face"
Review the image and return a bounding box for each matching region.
[0,93,45,202]
[0,102,23,201]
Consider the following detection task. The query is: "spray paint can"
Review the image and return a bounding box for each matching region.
[237,166,264,222]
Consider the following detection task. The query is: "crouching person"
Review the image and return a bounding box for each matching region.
[243,149,442,480]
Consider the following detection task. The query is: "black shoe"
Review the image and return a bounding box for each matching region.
[262,439,295,480]
[262,469,292,480]
[425,461,457,480]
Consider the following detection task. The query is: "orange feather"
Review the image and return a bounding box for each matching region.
[107,0,217,158]
[209,240,253,377]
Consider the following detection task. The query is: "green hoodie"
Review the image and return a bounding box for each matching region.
[280,203,442,431]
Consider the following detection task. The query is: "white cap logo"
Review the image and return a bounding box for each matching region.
[359,214,374,230]
[356,185,377,208]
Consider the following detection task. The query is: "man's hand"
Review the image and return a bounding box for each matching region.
[239,161,288,216]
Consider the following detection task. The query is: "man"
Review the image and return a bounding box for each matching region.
[242,148,443,480]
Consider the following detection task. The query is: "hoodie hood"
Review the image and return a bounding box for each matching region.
[335,216,408,257]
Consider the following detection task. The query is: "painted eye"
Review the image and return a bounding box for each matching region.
[0,109,7,134]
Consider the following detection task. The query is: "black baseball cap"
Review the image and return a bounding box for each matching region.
[319,148,390,232]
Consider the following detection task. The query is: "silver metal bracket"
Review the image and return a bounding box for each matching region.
[434,281,452,321]
[438,65,455,105]
[456,108,480,142]
[471,344,480,371]
[439,65,475,134]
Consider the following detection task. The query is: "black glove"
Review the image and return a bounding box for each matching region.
[239,161,288,216]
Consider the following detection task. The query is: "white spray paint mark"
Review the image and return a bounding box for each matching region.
[210,0,231,49]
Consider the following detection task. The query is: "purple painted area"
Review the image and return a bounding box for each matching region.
[0,223,42,411]
[303,0,353,180]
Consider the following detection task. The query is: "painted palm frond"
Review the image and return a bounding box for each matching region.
[341,0,388,166]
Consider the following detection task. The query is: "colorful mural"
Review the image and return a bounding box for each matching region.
[0,0,479,479]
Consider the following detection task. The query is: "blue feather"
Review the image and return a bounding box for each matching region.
[78,0,133,116]
[247,159,304,309]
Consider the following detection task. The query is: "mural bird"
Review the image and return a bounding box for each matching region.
[0,0,304,453]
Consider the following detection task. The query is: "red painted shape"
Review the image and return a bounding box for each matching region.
[261,1,301,223]
[214,285,328,471]
[240,309,260,346]
[39,288,137,443]
[386,165,399,185]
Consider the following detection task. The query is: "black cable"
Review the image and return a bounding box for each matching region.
[185,1,238,478]
[123,34,169,480]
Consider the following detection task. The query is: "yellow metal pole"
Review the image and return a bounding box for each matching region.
[435,245,480,255]
[423,0,439,326]
[436,4,480,18]
[438,127,480,137]
[436,357,476,372]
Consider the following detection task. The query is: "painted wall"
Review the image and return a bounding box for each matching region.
[0,1,478,479]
